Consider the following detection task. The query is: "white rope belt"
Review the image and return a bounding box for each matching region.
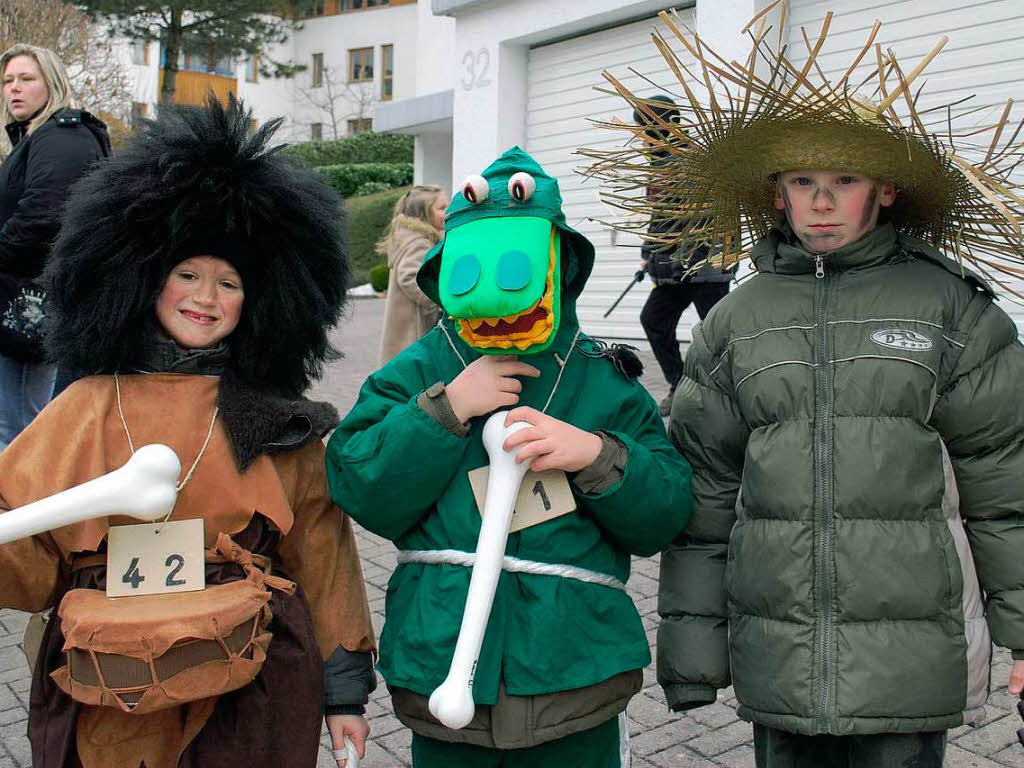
[396,549,627,591]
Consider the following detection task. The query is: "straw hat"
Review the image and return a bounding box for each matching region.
[582,1,1024,286]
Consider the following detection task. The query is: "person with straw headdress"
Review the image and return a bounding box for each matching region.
[587,4,1024,766]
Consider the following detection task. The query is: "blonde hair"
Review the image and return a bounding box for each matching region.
[0,44,75,150]
[375,185,445,255]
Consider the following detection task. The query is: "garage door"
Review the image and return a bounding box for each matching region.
[525,9,699,341]
[786,0,1024,330]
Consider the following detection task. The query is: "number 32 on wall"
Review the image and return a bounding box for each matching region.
[462,48,491,90]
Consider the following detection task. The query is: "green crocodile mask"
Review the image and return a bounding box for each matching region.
[417,147,595,355]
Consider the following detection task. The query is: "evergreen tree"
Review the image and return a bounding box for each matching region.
[78,1,316,103]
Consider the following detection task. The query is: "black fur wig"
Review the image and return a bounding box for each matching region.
[45,94,349,398]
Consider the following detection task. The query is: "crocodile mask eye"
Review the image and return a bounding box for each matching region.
[461,174,489,204]
[508,172,536,202]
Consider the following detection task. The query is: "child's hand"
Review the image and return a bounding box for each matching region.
[1009,660,1024,696]
[326,714,369,766]
[446,355,541,423]
[502,407,603,472]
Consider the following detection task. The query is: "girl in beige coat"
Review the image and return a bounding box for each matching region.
[377,185,447,366]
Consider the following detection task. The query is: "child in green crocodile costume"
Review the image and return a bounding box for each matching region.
[325,147,693,767]
[590,9,1024,768]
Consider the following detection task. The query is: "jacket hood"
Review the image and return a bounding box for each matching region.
[416,146,595,306]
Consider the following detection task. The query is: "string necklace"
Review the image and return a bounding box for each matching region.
[114,373,219,530]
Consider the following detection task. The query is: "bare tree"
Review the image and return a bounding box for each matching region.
[0,0,133,124]
[294,65,374,141]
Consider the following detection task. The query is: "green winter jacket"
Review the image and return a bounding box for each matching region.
[326,308,693,703]
[660,221,1024,736]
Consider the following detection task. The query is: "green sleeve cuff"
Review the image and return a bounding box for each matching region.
[1011,650,1024,661]
[663,682,718,712]
[416,381,470,438]
[571,431,627,495]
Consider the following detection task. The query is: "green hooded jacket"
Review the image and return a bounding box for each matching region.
[326,148,693,704]
[660,221,1024,735]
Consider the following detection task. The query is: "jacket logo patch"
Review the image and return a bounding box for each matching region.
[870,329,933,351]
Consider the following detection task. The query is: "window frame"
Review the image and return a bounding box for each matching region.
[381,44,393,101]
[312,52,325,87]
[348,47,374,84]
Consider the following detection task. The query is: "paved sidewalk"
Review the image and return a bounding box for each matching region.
[0,298,1020,767]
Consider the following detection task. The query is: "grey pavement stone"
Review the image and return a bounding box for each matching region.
[951,713,1018,757]
[716,744,757,768]
[684,720,756,758]
[944,743,1012,767]
[647,742,720,767]
[632,720,705,757]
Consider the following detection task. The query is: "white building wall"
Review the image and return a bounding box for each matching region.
[415,0,456,94]
[236,37,296,134]
[289,4,419,142]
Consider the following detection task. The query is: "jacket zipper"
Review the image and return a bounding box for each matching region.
[813,253,833,726]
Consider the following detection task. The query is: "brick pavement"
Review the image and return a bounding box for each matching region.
[0,297,1020,767]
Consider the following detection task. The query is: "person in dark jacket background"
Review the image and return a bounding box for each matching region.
[0,43,109,449]
[633,95,730,415]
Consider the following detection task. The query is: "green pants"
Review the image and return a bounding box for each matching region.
[411,715,625,768]
[753,724,947,768]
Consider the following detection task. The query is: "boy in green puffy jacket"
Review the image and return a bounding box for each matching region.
[592,10,1024,768]
[326,147,693,767]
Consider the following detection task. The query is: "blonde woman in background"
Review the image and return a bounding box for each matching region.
[0,44,109,448]
[377,184,448,366]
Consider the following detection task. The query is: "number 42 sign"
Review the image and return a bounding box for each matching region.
[106,519,206,597]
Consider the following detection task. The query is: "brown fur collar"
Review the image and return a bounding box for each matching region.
[393,214,442,243]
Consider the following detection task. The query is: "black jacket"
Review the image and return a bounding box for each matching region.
[0,108,110,279]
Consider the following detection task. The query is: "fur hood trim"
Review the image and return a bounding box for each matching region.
[393,214,442,243]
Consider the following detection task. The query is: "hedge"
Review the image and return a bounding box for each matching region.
[316,162,413,198]
[285,132,413,168]
[368,263,390,292]
[345,185,408,287]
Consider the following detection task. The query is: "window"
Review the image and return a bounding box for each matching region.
[311,123,323,141]
[312,53,324,87]
[131,102,148,126]
[347,118,372,135]
[340,0,390,9]
[348,48,373,83]
[131,41,149,66]
[303,0,326,16]
[245,56,259,83]
[381,44,393,101]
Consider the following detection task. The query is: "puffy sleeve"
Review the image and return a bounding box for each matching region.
[659,323,749,710]
[274,440,376,660]
[0,380,114,611]
[930,294,1024,656]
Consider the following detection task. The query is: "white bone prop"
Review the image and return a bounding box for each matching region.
[330,737,359,767]
[428,411,534,729]
[0,444,181,546]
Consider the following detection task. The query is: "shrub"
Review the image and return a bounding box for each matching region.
[368,263,390,292]
[345,185,409,286]
[316,162,413,198]
[285,132,413,167]
[354,180,395,197]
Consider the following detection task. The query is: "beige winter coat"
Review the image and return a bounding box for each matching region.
[378,215,443,366]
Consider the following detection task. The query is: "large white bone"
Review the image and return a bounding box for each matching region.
[0,444,181,546]
[428,411,533,729]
